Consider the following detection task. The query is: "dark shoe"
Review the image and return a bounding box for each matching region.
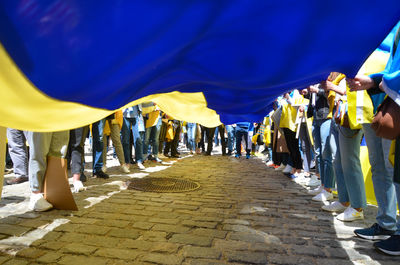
[6,176,28,185]
[354,223,395,241]
[80,172,87,182]
[93,170,109,179]
[171,154,180,158]
[227,151,232,156]
[374,235,400,256]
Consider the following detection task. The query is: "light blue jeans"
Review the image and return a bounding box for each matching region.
[26,131,69,193]
[186,123,196,152]
[335,125,366,209]
[143,118,162,158]
[363,123,400,234]
[121,117,143,164]
[226,125,235,152]
[312,119,335,189]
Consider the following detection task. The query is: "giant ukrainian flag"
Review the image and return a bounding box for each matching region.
[0,0,399,131]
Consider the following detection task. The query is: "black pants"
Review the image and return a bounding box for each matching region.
[198,125,206,152]
[69,126,89,174]
[282,128,302,170]
[206,125,226,155]
[164,123,181,156]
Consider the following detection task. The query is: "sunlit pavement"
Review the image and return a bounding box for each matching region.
[0,146,398,265]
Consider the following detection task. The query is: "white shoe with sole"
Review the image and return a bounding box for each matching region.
[282,164,293,174]
[275,164,285,171]
[312,189,333,202]
[308,185,323,195]
[336,207,364,221]
[29,193,53,212]
[322,201,347,212]
[137,162,145,170]
[306,175,321,187]
[121,164,130,173]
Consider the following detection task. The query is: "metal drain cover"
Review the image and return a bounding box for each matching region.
[127,177,200,193]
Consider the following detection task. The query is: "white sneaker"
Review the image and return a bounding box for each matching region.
[336,207,364,222]
[102,166,107,173]
[137,162,145,170]
[308,185,323,195]
[312,189,333,202]
[294,173,309,184]
[121,164,130,173]
[282,164,293,174]
[321,201,347,212]
[306,175,321,187]
[73,180,85,193]
[266,161,274,166]
[275,164,285,171]
[29,193,53,212]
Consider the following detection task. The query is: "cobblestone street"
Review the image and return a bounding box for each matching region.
[0,148,398,264]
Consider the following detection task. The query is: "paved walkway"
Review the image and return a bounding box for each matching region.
[0,147,398,264]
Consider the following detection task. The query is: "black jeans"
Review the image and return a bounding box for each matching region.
[206,125,226,155]
[282,128,302,170]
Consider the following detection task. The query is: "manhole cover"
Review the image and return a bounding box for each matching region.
[127,177,200,193]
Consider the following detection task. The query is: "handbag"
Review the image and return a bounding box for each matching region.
[371,96,400,140]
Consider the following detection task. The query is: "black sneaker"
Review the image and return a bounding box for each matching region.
[354,223,395,240]
[80,172,87,182]
[374,235,400,256]
[93,170,109,179]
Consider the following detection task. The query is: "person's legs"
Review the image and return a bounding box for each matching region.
[26,132,52,193]
[330,122,348,203]
[109,124,126,166]
[6,128,28,183]
[235,129,243,156]
[338,127,366,209]
[171,124,181,156]
[362,124,397,230]
[312,120,323,183]
[121,118,133,164]
[26,131,54,211]
[226,125,234,154]
[132,118,144,163]
[218,124,226,155]
[187,123,196,152]
[299,123,312,174]
[320,119,335,189]
[92,119,106,174]
[206,127,216,155]
[282,128,302,170]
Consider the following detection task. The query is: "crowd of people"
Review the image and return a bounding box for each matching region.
[2,20,400,259]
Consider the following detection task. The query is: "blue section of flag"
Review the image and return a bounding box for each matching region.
[0,1,399,124]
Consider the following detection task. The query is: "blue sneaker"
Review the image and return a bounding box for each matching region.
[354,223,394,240]
[235,154,241,158]
[246,154,250,159]
[374,235,400,256]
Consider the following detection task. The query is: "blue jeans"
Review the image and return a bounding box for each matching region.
[186,123,196,151]
[26,131,69,192]
[312,119,335,188]
[335,126,366,209]
[121,117,144,163]
[144,119,162,158]
[92,119,105,173]
[363,123,400,233]
[299,123,312,173]
[235,129,249,156]
[226,125,235,152]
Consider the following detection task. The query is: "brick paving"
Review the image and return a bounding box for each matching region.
[0,147,399,264]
